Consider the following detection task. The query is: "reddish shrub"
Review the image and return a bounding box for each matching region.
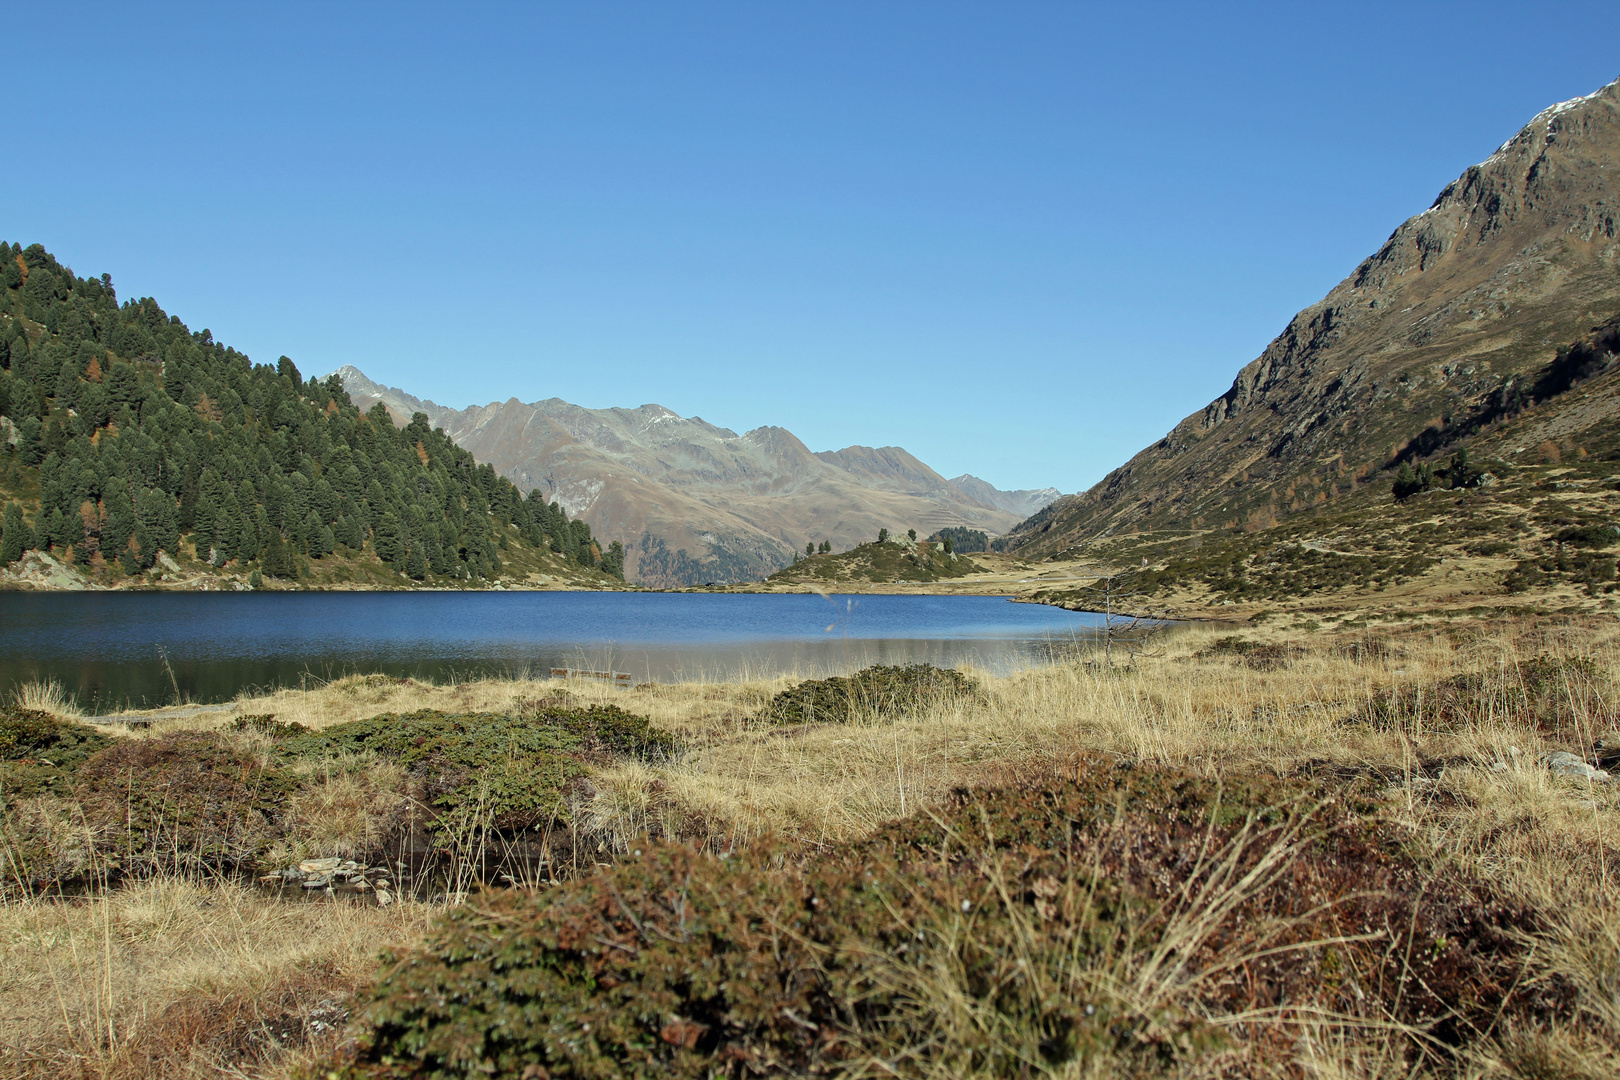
[76,732,297,876]
[329,760,1555,1079]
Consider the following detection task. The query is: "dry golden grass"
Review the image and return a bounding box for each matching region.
[157,619,1620,911]
[11,616,1620,1076]
[10,680,83,720]
[0,874,435,1080]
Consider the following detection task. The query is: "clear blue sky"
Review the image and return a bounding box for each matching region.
[5,3,1618,495]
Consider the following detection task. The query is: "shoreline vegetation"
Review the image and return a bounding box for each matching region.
[6,614,1620,1077]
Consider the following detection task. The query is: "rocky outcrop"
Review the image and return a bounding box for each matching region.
[266,856,395,904]
[0,550,101,590]
[337,367,1040,586]
[1010,78,1620,555]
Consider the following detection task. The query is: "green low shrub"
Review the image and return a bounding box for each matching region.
[1555,523,1619,548]
[227,713,310,739]
[1353,655,1607,736]
[0,707,116,802]
[278,706,674,831]
[759,663,982,724]
[75,731,297,875]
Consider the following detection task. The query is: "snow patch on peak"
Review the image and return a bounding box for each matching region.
[1482,79,1619,164]
[1530,85,1611,127]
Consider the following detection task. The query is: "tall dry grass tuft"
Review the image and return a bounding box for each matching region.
[11,679,83,719]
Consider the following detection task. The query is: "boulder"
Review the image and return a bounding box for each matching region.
[1539,750,1610,781]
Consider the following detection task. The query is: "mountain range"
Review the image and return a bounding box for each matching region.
[335,366,1059,586]
[1005,78,1620,556]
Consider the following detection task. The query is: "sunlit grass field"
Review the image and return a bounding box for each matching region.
[5,616,1620,1077]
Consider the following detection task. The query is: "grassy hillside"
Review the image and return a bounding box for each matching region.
[1017,318,1620,623]
[0,242,625,590]
[765,534,986,586]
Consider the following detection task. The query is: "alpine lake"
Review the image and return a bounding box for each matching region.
[0,591,1107,713]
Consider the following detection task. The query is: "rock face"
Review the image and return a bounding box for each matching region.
[1009,79,1620,556]
[337,368,1034,586]
[0,550,99,590]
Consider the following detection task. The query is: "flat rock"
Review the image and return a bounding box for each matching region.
[1540,751,1610,781]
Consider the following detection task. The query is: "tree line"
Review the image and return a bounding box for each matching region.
[0,241,622,582]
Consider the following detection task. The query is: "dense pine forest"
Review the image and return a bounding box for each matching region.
[0,242,624,586]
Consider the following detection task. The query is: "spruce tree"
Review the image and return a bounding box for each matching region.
[56,505,84,553]
[374,512,404,564]
[303,510,329,557]
[601,540,625,580]
[261,531,296,578]
[1,502,30,564]
[237,513,260,563]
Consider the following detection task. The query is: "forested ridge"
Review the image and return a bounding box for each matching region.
[0,241,624,585]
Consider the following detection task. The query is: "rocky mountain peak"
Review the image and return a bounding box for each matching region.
[335,368,1052,585]
[1010,77,1620,555]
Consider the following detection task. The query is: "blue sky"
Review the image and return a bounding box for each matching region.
[5,3,1618,494]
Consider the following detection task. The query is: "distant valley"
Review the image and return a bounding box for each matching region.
[337,366,1058,586]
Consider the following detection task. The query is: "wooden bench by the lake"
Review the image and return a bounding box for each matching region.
[551,668,635,688]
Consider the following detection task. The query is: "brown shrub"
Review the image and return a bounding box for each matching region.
[329,760,1553,1079]
[76,732,298,877]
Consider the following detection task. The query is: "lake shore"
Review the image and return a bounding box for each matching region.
[0,591,1101,712]
[5,612,1620,1077]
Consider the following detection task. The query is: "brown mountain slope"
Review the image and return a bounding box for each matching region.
[1010,78,1620,557]
[336,368,1029,586]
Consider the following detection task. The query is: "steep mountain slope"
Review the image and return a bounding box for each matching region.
[1009,78,1620,557]
[0,242,618,592]
[338,367,1034,586]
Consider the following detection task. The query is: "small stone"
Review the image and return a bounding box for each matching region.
[1540,751,1610,781]
[302,875,332,889]
[299,857,342,874]
[375,889,393,906]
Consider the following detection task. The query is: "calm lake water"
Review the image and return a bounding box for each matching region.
[0,592,1105,713]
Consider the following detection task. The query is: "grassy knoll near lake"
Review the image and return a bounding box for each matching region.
[7,616,1620,1076]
